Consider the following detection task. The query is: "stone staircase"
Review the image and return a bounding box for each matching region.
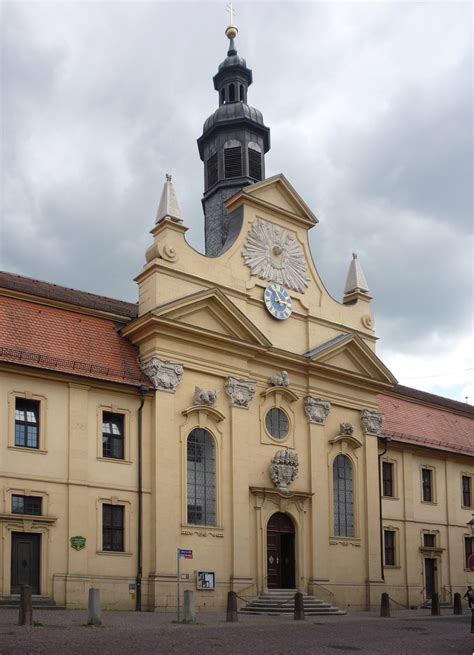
[0,596,61,610]
[239,589,345,616]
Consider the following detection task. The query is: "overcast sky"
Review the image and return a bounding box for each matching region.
[1,1,472,403]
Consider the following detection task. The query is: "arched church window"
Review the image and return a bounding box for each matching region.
[206,152,218,188]
[224,139,242,179]
[187,428,216,526]
[333,454,354,537]
[220,88,225,105]
[229,83,236,102]
[248,142,262,181]
[239,84,245,102]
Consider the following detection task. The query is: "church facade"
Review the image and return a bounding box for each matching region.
[0,23,472,612]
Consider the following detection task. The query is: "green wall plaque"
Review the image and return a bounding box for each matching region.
[70,536,86,551]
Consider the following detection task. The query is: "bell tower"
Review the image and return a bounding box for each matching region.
[198,17,271,256]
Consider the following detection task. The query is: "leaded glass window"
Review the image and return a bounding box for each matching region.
[187,429,216,526]
[15,398,40,448]
[333,454,355,537]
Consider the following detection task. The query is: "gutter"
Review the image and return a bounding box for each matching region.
[378,436,391,581]
[136,385,150,611]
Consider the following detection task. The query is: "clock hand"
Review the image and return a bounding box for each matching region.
[276,291,290,307]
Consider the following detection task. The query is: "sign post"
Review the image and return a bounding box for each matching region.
[176,549,193,622]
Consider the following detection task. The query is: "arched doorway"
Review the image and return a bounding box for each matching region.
[266,513,295,589]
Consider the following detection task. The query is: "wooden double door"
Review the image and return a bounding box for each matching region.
[267,513,295,589]
[11,533,41,595]
[424,558,437,599]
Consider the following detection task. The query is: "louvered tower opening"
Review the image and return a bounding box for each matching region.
[224,146,242,178]
[248,147,262,181]
[206,153,218,187]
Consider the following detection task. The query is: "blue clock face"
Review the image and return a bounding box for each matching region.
[264,283,292,320]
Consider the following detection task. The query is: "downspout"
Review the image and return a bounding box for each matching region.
[378,436,391,581]
[136,385,150,611]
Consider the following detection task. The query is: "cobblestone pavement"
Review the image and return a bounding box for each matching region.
[0,608,472,655]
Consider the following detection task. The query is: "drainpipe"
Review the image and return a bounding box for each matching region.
[136,385,150,611]
[378,436,391,581]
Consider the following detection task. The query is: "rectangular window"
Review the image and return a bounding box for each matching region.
[422,468,433,502]
[462,476,472,508]
[102,413,124,459]
[15,398,40,449]
[423,533,435,548]
[12,495,42,516]
[384,530,396,566]
[382,462,394,497]
[465,536,473,569]
[102,504,124,552]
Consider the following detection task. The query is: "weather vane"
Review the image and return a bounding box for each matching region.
[226,2,236,26]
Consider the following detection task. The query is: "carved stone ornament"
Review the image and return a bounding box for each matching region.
[193,386,218,407]
[360,410,384,436]
[340,422,354,436]
[270,449,299,492]
[304,396,331,425]
[242,219,310,293]
[224,377,256,409]
[140,357,183,393]
[268,370,289,388]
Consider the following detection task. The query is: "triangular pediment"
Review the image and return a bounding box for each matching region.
[226,174,318,228]
[305,333,397,385]
[152,288,272,347]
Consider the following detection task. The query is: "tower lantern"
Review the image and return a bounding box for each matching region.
[197,16,271,256]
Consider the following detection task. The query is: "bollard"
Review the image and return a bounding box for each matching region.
[183,590,196,623]
[87,588,102,626]
[19,585,32,626]
[453,592,462,615]
[226,591,238,623]
[431,592,440,616]
[294,592,305,621]
[471,609,474,634]
[380,592,390,618]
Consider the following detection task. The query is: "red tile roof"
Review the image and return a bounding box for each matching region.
[0,271,138,319]
[0,296,147,386]
[378,392,474,456]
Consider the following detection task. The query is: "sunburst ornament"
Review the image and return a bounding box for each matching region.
[242,220,309,293]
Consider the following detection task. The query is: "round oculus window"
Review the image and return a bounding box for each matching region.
[265,408,289,440]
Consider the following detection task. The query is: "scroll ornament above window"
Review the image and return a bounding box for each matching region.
[140,357,183,393]
[360,410,384,436]
[270,449,299,492]
[304,396,331,425]
[242,220,310,293]
[225,377,256,409]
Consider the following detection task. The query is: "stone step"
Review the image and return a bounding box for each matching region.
[239,590,346,616]
[0,597,62,609]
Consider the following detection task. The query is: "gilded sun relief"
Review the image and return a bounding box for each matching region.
[242,219,309,293]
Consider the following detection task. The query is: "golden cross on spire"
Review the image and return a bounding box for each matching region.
[226,2,236,25]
